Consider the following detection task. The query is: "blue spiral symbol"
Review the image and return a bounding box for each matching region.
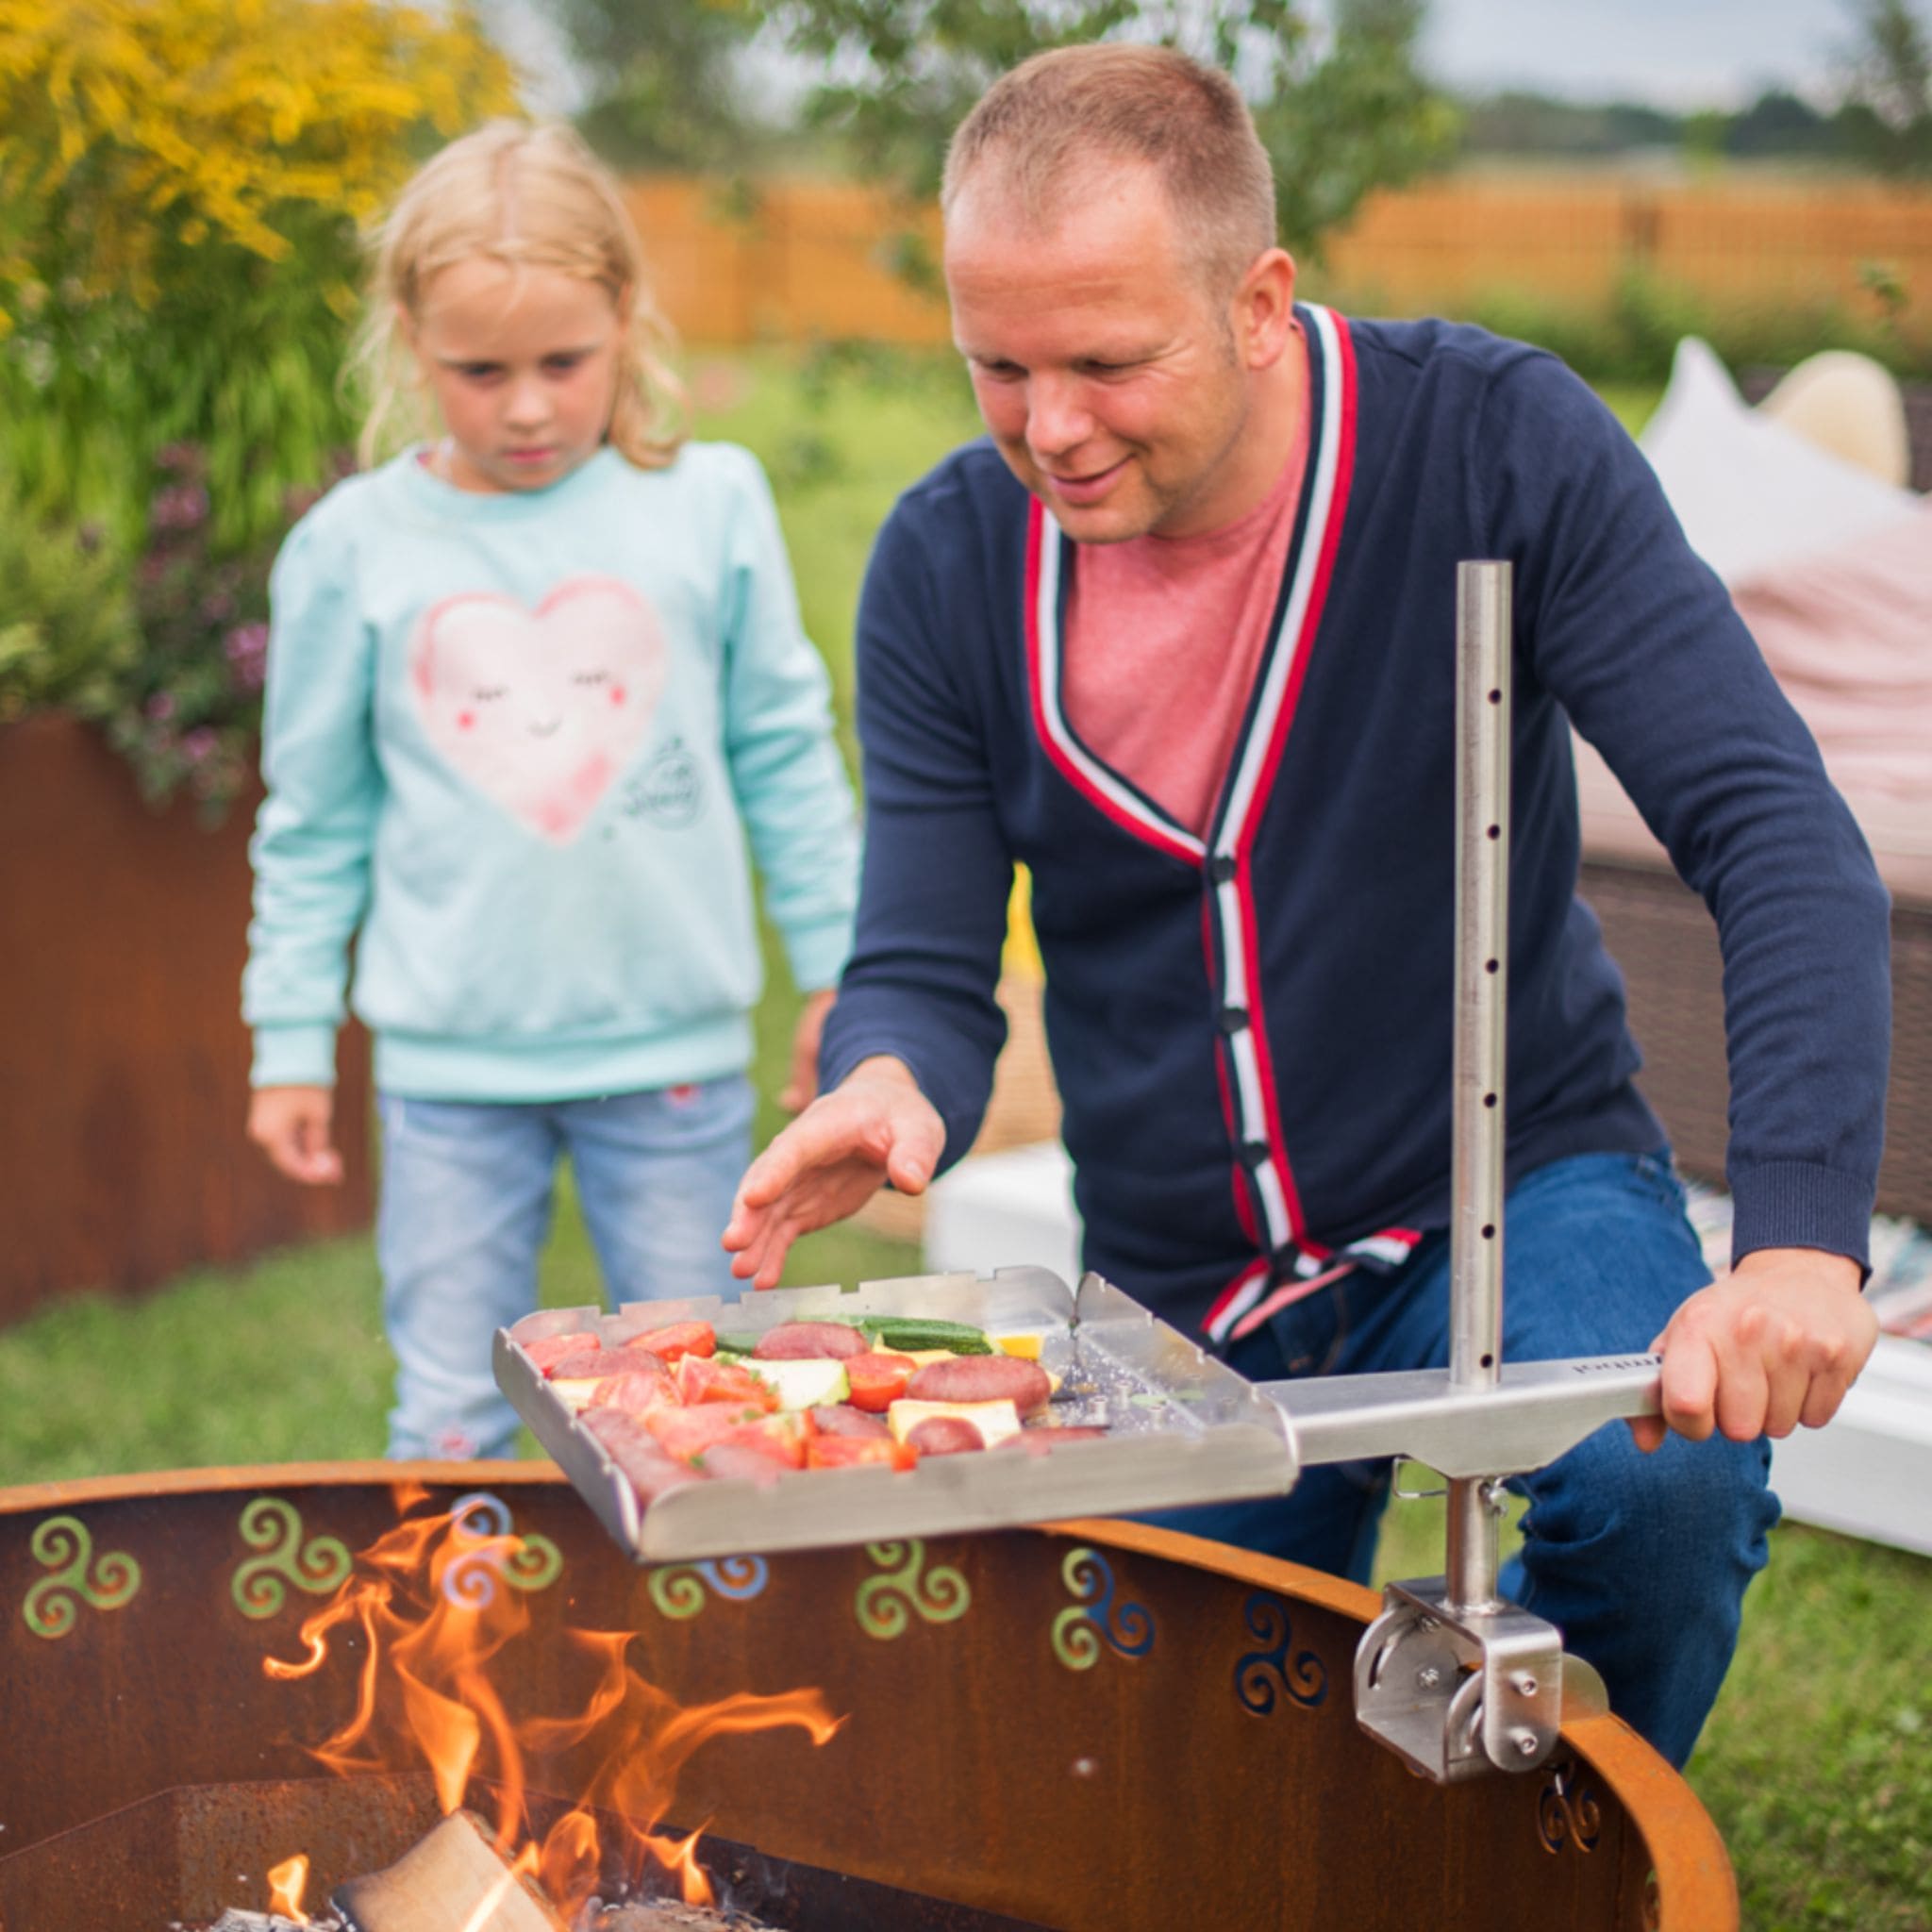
[1233,1591,1327,1715]
[696,1556,768,1601]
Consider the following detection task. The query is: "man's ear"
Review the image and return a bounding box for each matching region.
[1235,247,1299,369]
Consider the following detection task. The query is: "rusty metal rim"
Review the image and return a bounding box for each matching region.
[0,1463,1736,1930]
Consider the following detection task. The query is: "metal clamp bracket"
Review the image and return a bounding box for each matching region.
[1355,1577,1569,1781]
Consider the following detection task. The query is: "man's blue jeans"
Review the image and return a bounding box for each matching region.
[375,1078,753,1463]
[1141,1152,1779,1767]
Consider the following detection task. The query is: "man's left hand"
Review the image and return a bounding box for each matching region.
[1631,1246,1877,1453]
[778,989,838,1115]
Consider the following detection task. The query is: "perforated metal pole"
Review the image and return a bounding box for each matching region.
[1445,561,1513,1616]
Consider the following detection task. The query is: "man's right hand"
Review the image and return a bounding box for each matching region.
[723,1058,947,1290]
[248,1085,344,1186]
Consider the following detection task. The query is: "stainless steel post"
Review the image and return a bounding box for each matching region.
[1445,561,1513,1615]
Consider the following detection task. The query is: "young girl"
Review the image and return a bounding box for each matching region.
[243,123,858,1462]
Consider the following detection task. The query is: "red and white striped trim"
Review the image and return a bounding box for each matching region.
[1025,511,1204,866]
[1207,304,1356,1265]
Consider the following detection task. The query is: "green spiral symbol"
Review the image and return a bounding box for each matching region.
[502,1532,562,1593]
[24,1516,141,1641]
[231,1498,353,1620]
[648,1567,708,1620]
[856,1541,970,1641]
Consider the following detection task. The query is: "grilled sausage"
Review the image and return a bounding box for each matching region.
[752,1321,867,1360]
[810,1404,891,1439]
[906,1416,987,1456]
[906,1356,1052,1416]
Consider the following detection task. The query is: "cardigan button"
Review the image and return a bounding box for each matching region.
[1210,854,1240,885]
[1219,1006,1250,1035]
[1241,1139,1272,1169]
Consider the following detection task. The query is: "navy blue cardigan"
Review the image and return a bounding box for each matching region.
[820,307,1890,1341]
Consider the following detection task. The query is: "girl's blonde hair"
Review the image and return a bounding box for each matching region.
[352,121,687,471]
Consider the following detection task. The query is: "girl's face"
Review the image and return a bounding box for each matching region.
[407,258,627,494]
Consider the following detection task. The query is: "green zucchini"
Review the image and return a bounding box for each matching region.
[857,1316,994,1356]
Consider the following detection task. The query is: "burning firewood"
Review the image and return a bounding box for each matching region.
[333,1811,565,1932]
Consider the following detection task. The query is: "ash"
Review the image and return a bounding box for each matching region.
[582,1902,775,1931]
[191,1914,346,1932]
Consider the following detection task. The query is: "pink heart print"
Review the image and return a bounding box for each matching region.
[410,577,668,844]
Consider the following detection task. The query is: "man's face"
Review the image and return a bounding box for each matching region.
[944,163,1259,544]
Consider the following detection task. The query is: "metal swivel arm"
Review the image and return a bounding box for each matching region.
[1256,562,1664,1781]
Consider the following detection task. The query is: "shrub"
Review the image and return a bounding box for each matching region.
[0,0,518,552]
[0,491,135,724]
[0,0,516,810]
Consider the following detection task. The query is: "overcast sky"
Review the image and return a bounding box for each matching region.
[498,1,1866,117]
[1414,0,1850,108]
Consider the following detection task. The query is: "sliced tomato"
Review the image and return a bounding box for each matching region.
[807,1433,919,1473]
[585,1370,675,1419]
[624,1321,717,1364]
[544,1348,619,1384]
[676,1354,779,1411]
[525,1331,602,1374]
[843,1351,917,1413]
[648,1402,771,1462]
[707,1412,810,1472]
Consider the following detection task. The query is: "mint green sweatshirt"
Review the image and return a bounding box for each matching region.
[242,442,858,1102]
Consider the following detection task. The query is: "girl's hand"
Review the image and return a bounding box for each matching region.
[248,1085,344,1186]
[778,989,839,1114]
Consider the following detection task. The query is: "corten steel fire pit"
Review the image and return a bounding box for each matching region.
[0,1463,1734,1930]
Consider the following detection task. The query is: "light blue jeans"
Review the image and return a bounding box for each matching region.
[1139,1152,1780,1767]
[375,1077,753,1462]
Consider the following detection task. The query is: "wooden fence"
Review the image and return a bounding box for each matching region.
[625,173,1932,347]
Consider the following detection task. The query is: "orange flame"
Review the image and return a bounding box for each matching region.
[263,1497,841,1921]
[266,1852,310,1923]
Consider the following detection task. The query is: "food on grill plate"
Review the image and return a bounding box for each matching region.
[904,1415,988,1456]
[517,1315,1103,1497]
[810,1402,891,1438]
[751,1320,868,1359]
[890,1399,1024,1449]
[843,1350,916,1411]
[904,1354,1052,1415]
[522,1330,603,1374]
[623,1320,717,1363]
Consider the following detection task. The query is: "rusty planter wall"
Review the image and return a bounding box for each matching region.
[0,718,372,1321]
[0,1465,1735,1931]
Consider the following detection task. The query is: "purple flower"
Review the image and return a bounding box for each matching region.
[201,588,236,625]
[182,727,218,763]
[145,692,175,722]
[155,442,205,478]
[225,622,270,692]
[150,483,208,534]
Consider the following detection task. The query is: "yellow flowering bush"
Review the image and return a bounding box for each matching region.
[0,0,517,544]
[0,0,516,808]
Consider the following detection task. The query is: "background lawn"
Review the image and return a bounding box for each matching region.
[2,350,1925,1932]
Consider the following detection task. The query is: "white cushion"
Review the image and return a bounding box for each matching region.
[1638,337,1919,587]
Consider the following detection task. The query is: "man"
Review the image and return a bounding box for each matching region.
[724,45,1888,1766]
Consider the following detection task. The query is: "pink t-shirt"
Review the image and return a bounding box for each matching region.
[1063,357,1312,838]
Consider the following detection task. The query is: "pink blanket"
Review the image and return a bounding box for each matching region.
[1576,500,1932,905]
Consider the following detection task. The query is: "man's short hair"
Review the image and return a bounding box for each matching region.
[941,44,1278,297]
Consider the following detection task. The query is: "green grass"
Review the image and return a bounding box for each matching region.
[7,348,1929,1927]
